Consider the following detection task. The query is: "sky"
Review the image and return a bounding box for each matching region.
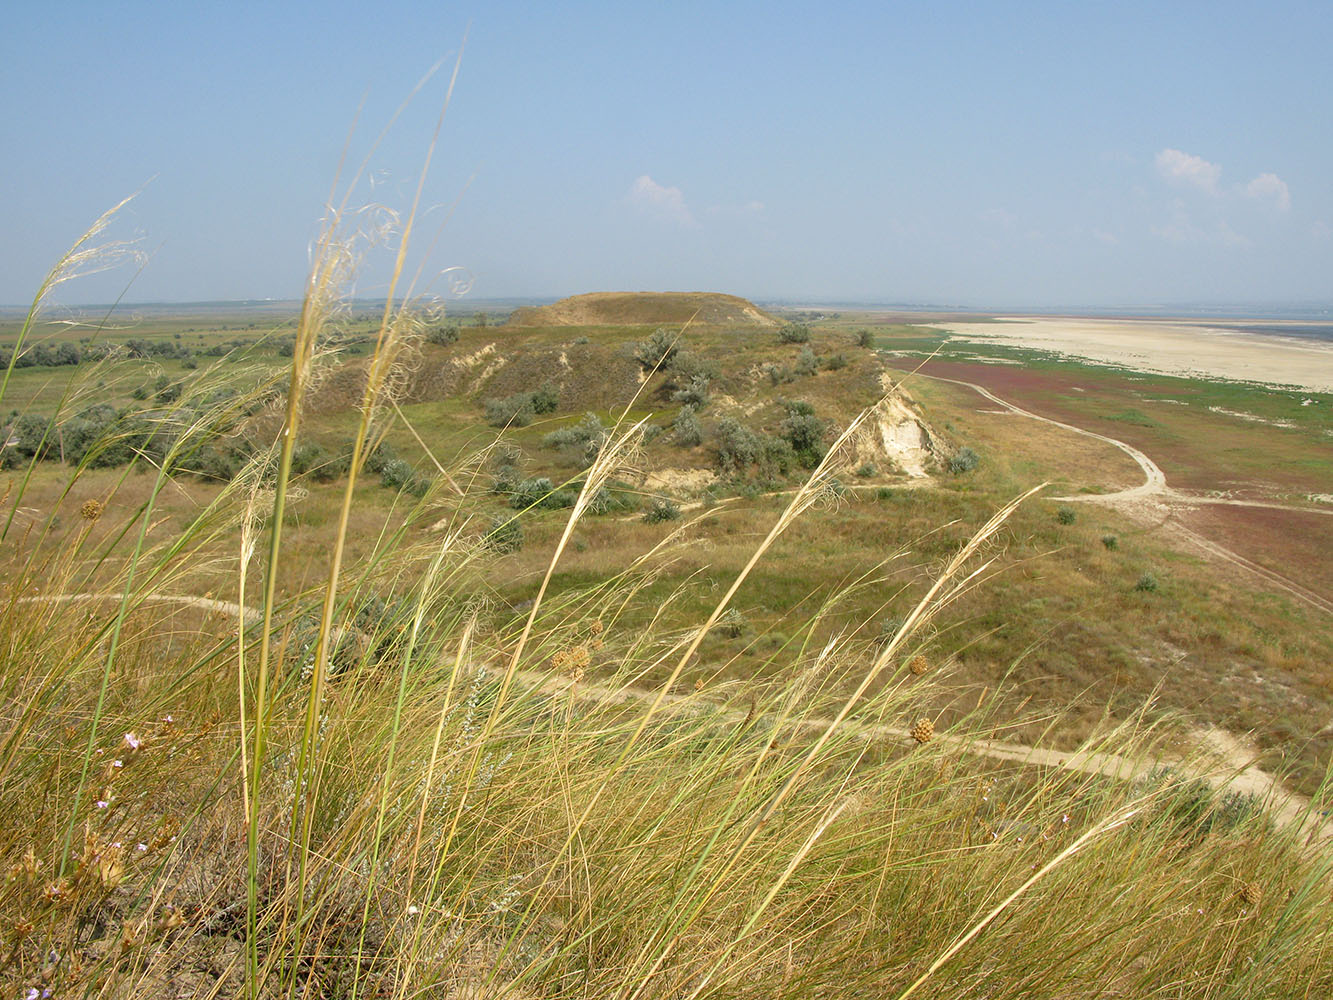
[3,0,1331,309]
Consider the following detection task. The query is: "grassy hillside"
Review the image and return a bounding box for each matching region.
[2,212,1331,998]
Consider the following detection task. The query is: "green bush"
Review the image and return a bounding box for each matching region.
[779,405,827,469]
[508,476,554,510]
[530,382,560,415]
[949,447,980,474]
[587,485,637,515]
[380,458,431,497]
[485,384,559,428]
[482,515,523,553]
[1102,534,1119,550]
[856,463,876,478]
[291,441,347,483]
[672,405,703,447]
[715,417,762,473]
[1057,505,1077,525]
[823,353,848,370]
[425,324,459,346]
[485,393,536,428]
[670,374,712,410]
[59,404,118,466]
[1135,572,1159,593]
[542,412,606,463]
[508,477,576,511]
[794,346,818,377]
[364,440,397,475]
[642,497,681,524]
[634,327,679,372]
[664,350,719,386]
[8,413,57,461]
[856,328,874,348]
[778,323,810,344]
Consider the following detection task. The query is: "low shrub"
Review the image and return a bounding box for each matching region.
[634,327,679,371]
[485,393,535,428]
[779,403,827,469]
[949,447,980,474]
[485,383,559,428]
[380,458,432,497]
[542,412,606,463]
[670,374,712,410]
[778,322,810,344]
[823,352,848,370]
[642,497,681,524]
[794,346,818,377]
[672,405,703,447]
[508,477,576,511]
[482,515,523,553]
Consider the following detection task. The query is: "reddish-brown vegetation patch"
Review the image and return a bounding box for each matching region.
[1180,504,1333,602]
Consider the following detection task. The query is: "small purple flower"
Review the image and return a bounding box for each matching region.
[96,800,108,809]
[123,732,141,751]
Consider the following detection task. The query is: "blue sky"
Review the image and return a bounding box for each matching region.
[3,1,1330,308]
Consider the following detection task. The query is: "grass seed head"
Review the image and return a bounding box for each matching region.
[911,717,936,745]
[909,654,929,676]
[79,498,104,521]
[1240,881,1263,907]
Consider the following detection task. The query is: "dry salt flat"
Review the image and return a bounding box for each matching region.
[939,317,1333,392]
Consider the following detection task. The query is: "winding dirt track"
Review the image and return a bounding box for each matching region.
[28,591,1329,842]
[918,373,1333,618]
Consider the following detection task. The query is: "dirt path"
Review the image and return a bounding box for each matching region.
[917,372,1333,617]
[921,373,1167,505]
[27,591,1329,842]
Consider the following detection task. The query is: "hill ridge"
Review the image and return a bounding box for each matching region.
[507,291,780,328]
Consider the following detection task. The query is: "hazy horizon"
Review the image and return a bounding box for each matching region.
[4,1,1331,309]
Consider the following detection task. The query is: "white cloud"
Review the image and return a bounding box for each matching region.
[1243,172,1291,212]
[1155,148,1222,195]
[627,175,694,226]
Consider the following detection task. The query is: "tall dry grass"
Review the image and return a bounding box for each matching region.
[1,160,1331,999]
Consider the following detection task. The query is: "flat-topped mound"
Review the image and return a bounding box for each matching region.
[507,291,780,328]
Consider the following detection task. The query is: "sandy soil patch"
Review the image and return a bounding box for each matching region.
[940,317,1333,392]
